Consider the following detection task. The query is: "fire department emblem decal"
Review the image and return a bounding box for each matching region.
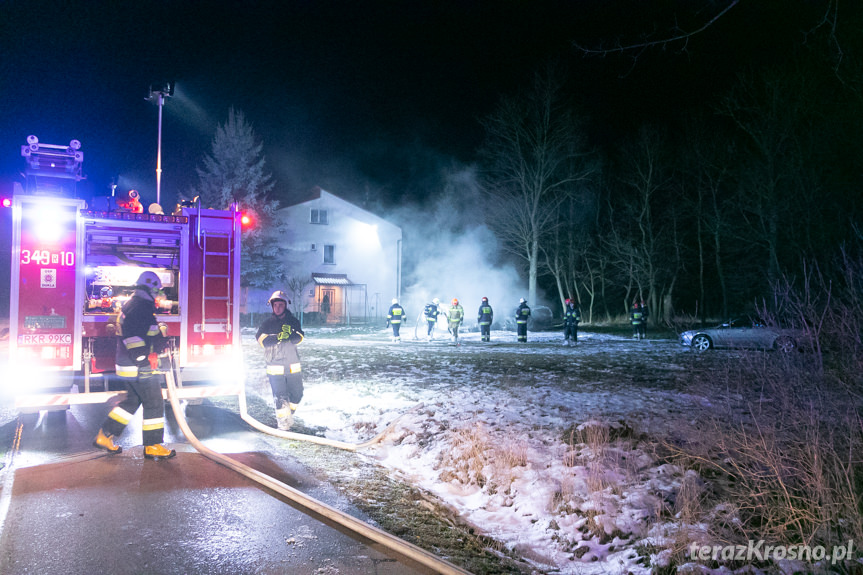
[41,269,57,288]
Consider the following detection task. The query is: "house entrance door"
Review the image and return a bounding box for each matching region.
[320,288,335,323]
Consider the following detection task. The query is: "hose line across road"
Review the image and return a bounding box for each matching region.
[165,367,472,575]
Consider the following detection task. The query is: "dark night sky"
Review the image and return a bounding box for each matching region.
[0,1,821,209]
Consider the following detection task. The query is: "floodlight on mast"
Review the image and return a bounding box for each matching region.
[146,82,174,206]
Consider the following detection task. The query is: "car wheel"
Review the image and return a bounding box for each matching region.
[774,336,797,353]
[692,334,712,352]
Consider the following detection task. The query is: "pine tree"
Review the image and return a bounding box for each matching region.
[189,108,284,287]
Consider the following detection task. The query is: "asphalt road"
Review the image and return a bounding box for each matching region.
[0,402,431,575]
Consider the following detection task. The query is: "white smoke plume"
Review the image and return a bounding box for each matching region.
[392,165,527,330]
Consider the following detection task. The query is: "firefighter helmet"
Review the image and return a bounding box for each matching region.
[136,271,162,298]
[268,290,289,306]
[432,298,440,305]
[482,297,488,302]
[392,298,399,305]
[101,286,113,298]
[452,298,458,306]
[520,298,526,304]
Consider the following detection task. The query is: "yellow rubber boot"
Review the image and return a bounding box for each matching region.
[93,429,122,454]
[144,444,176,460]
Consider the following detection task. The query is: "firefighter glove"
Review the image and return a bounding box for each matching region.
[278,324,292,341]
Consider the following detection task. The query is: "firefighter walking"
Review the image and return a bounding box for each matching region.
[93,271,176,460]
[447,298,464,343]
[630,300,647,340]
[386,298,405,342]
[563,298,581,346]
[257,291,305,430]
[477,297,493,342]
[423,298,442,341]
[515,298,531,343]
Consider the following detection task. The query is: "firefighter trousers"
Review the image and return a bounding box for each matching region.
[102,369,166,446]
[266,364,304,406]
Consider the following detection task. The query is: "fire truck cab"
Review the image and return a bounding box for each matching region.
[6,136,244,412]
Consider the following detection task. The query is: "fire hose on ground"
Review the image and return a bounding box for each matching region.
[164,358,470,575]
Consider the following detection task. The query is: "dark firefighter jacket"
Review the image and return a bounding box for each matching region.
[256,310,305,369]
[387,304,405,325]
[424,303,441,322]
[477,303,493,325]
[115,291,166,377]
[564,305,581,326]
[516,302,531,324]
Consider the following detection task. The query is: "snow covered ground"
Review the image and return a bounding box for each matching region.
[244,325,718,574]
[243,325,859,574]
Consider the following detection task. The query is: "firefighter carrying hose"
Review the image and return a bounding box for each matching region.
[93,271,176,460]
[256,291,305,430]
[423,298,442,341]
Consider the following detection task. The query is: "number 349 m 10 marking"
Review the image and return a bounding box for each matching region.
[21,250,75,266]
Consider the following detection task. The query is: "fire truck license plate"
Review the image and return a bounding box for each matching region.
[18,334,73,345]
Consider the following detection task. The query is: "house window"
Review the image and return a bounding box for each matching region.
[310,243,317,251]
[323,244,335,264]
[310,209,328,225]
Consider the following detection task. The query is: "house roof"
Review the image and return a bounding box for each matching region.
[278,187,400,235]
[312,273,352,285]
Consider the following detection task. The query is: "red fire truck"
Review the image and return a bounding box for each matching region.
[6,136,244,412]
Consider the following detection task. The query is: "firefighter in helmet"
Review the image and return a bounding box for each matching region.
[563,298,581,346]
[515,297,531,343]
[256,290,305,430]
[93,270,175,460]
[477,297,493,342]
[447,298,464,343]
[630,299,647,340]
[386,298,405,342]
[423,298,442,341]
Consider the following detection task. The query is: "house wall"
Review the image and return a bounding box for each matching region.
[275,190,402,323]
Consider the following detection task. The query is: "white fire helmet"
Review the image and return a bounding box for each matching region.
[136,271,162,298]
[432,298,440,305]
[392,298,399,305]
[268,290,289,306]
[520,298,526,304]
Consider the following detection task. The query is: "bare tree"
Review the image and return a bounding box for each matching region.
[479,65,597,306]
[606,126,678,322]
[717,69,814,286]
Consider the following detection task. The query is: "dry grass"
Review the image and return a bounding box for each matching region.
[660,256,863,570]
[435,422,530,494]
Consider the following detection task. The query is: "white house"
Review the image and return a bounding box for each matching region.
[266,187,402,324]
